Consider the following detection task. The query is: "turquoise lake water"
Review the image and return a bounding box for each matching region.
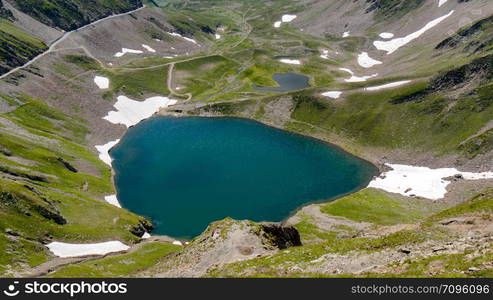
[253,72,310,92]
[110,117,378,238]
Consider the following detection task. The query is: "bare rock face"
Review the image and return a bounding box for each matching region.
[137,219,302,278]
[259,223,302,249]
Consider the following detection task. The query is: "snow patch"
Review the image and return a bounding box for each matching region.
[339,68,378,82]
[94,76,109,89]
[274,14,297,28]
[369,164,493,200]
[104,195,121,208]
[357,52,383,68]
[282,14,297,22]
[142,44,156,53]
[343,31,350,38]
[320,49,329,59]
[279,58,301,65]
[321,91,342,99]
[379,32,394,39]
[169,32,198,44]
[114,48,143,57]
[47,241,129,258]
[103,96,177,128]
[374,10,454,54]
[173,241,183,246]
[365,80,412,91]
[215,34,221,40]
[142,232,151,239]
[438,0,448,7]
[95,140,120,166]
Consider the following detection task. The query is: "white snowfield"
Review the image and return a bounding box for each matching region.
[279,58,301,65]
[343,31,350,38]
[95,139,120,166]
[215,34,221,40]
[374,10,454,54]
[142,44,156,53]
[321,91,342,99]
[357,52,383,68]
[369,164,493,200]
[47,241,130,258]
[274,14,297,27]
[94,76,110,89]
[114,48,144,57]
[103,95,177,128]
[365,80,412,91]
[142,232,151,239]
[169,32,198,44]
[379,32,394,39]
[438,0,448,7]
[173,241,183,246]
[320,49,329,59]
[339,68,378,82]
[104,195,121,208]
[282,14,297,22]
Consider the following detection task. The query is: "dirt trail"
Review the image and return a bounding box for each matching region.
[167,63,192,101]
[0,5,146,80]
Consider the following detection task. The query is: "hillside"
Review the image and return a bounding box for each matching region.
[6,0,143,31]
[0,0,144,75]
[0,0,491,278]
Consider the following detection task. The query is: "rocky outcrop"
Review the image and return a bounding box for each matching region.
[0,0,14,20]
[436,15,493,52]
[32,204,66,225]
[130,219,154,238]
[260,223,302,249]
[56,158,77,173]
[136,219,302,277]
[391,54,493,104]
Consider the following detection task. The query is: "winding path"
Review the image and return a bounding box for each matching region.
[167,62,192,101]
[0,5,146,80]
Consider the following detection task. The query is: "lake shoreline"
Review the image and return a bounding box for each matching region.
[110,115,379,239]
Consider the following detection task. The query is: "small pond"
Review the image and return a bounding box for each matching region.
[253,72,310,92]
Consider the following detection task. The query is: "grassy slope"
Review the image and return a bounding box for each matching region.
[319,188,441,226]
[0,19,47,73]
[0,93,149,275]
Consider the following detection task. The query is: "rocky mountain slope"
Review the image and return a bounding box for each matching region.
[0,0,143,75]
[0,0,492,277]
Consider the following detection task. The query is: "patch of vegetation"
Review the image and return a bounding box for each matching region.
[0,19,47,74]
[391,247,493,278]
[174,55,240,99]
[320,188,440,225]
[289,75,493,156]
[428,189,493,222]
[105,66,169,98]
[63,54,100,71]
[459,129,493,159]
